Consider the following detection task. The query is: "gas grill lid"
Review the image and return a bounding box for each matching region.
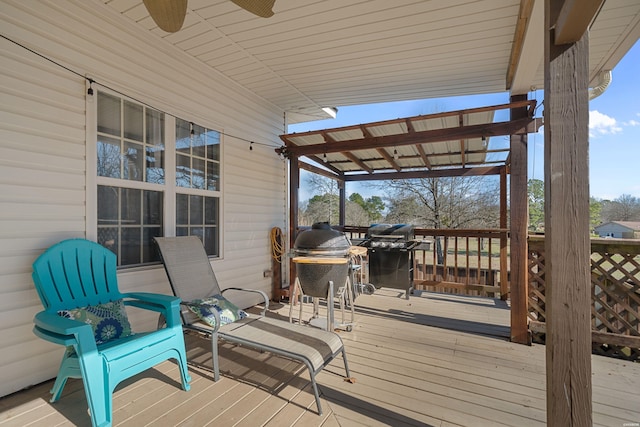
[366,224,415,241]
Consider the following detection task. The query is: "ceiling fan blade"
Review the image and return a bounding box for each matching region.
[143,0,188,32]
[230,0,276,18]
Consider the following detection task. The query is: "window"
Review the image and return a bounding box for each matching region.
[175,118,221,256]
[95,91,221,267]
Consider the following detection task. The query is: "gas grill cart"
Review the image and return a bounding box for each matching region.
[289,223,355,332]
[359,224,426,300]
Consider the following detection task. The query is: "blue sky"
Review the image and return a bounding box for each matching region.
[289,40,639,202]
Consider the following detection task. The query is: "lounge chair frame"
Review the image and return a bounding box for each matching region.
[154,236,351,415]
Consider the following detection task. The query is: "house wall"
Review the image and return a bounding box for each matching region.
[595,223,632,238]
[0,1,287,397]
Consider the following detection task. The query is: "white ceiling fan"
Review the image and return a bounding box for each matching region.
[142,0,276,33]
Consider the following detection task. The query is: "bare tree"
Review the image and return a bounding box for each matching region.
[381,176,500,228]
[345,200,370,226]
[601,194,640,222]
[380,176,500,262]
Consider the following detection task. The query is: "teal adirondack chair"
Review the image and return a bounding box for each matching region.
[31,239,191,427]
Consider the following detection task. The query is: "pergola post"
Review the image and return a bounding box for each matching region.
[288,155,300,298]
[544,0,593,424]
[498,166,508,300]
[509,94,530,344]
[338,179,346,227]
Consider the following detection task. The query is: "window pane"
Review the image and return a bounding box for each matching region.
[143,227,162,263]
[97,92,120,136]
[176,193,188,224]
[98,227,119,256]
[143,190,163,225]
[121,228,142,265]
[189,226,204,240]
[206,130,220,161]
[123,142,143,181]
[146,109,165,184]
[205,197,218,225]
[97,136,122,178]
[192,124,206,158]
[204,227,218,256]
[146,145,165,184]
[176,227,188,236]
[176,154,191,188]
[146,109,164,146]
[206,161,219,191]
[189,195,203,224]
[176,118,190,151]
[192,157,205,189]
[123,100,143,141]
[98,186,119,224]
[121,188,141,225]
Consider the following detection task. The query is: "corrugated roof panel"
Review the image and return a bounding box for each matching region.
[328,129,364,142]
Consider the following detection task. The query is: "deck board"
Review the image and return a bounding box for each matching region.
[1,288,639,427]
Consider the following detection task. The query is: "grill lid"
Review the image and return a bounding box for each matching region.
[367,224,415,241]
[294,222,351,256]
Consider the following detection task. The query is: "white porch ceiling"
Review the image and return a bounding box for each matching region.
[104,0,640,123]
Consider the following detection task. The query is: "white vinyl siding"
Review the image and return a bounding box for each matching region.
[0,0,287,398]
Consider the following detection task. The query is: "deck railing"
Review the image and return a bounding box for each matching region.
[528,235,640,360]
[342,226,510,298]
[340,227,639,359]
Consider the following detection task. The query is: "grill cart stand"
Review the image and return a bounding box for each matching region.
[289,256,355,332]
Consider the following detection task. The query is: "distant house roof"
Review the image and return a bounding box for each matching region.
[594,221,640,232]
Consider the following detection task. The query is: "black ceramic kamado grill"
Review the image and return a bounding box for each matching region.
[289,222,355,331]
[359,224,422,299]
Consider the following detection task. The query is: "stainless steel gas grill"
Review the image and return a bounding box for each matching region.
[360,224,420,299]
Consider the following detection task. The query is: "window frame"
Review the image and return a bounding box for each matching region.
[86,85,223,268]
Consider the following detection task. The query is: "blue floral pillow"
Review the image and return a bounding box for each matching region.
[58,299,133,344]
[187,294,248,329]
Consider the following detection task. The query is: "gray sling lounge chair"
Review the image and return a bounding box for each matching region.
[154,236,351,415]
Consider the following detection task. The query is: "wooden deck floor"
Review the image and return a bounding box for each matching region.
[2,289,639,426]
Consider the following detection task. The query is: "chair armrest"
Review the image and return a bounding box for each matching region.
[33,311,97,351]
[221,287,269,315]
[122,292,182,328]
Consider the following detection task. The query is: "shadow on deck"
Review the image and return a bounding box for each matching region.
[1,289,638,426]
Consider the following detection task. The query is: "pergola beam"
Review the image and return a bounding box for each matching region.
[284,117,535,157]
[343,166,503,182]
[298,160,342,180]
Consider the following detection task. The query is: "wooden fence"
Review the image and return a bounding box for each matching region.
[528,235,640,360]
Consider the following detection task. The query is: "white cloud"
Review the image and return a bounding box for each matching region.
[626,119,640,126]
[589,110,622,138]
